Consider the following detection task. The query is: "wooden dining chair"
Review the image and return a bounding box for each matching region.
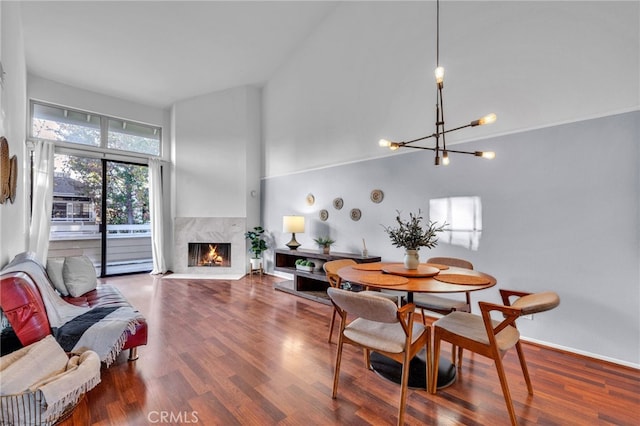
[431,289,560,425]
[327,287,431,426]
[323,259,398,344]
[413,256,473,366]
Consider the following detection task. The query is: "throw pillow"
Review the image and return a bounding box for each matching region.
[46,257,69,296]
[62,256,97,298]
[0,335,68,395]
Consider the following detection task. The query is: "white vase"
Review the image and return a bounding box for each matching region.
[250,258,262,270]
[404,249,420,269]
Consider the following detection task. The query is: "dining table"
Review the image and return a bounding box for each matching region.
[337,261,497,389]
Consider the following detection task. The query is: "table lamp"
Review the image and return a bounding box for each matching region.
[283,215,304,250]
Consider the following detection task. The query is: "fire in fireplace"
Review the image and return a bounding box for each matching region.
[188,243,231,267]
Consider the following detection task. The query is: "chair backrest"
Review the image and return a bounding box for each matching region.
[427,257,473,270]
[511,291,560,315]
[479,291,560,342]
[324,259,357,289]
[327,287,399,323]
[323,259,357,275]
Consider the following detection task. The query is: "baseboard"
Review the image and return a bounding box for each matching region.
[163,273,246,280]
[520,336,639,370]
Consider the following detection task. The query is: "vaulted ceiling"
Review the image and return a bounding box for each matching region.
[21,1,338,108]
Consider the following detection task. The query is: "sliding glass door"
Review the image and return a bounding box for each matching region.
[49,153,151,276]
[104,160,151,275]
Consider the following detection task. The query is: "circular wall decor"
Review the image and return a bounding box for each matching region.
[333,197,344,210]
[370,189,384,204]
[306,193,315,206]
[319,209,329,221]
[0,137,9,204]
[8,155,17,204]
[350,208,362,221]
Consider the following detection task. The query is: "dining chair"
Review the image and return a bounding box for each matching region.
[327,287,431,426]
[413,256,473,366]
[430,289,560,425]
[323,259,398,344]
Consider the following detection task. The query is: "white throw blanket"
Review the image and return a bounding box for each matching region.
[0,335,101,425]
[1,253,144,366]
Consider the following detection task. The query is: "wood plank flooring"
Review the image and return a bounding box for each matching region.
[60,273,639,425]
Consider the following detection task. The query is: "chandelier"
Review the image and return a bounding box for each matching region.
[379,0,496,166]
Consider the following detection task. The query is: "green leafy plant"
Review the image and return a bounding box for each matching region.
[313,236,336,248]
[244,226,268,259]
[382,210,447,250]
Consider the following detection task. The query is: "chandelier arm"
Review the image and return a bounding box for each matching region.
[401,145,437,152]
[398,133,438,146]
[441,123,474,135]
[398,122,475,147]
[438,85,446,152]
[443,148,478,155]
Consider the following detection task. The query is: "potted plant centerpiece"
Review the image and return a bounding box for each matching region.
[383,210,446,269]
[245,226,268,270]
[313,236,336,254]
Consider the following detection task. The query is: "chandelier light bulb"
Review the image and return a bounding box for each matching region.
[434,66,445,85]
[470,113,497,127]
[442,151,450,165]
[480,113,497,126]
[379,139,400,150]
[475,151,496,159]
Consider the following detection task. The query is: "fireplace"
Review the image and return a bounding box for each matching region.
[188,243,231,267]
[173,217,246,278]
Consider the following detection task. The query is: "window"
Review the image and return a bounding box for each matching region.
[108,118,161,156]
[430,196,483,250]
[31,102,161,157]
[32,103,101,146]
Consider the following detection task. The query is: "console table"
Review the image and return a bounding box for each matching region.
[273,248,381,304]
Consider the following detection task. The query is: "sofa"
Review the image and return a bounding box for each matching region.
[0,252,147,365]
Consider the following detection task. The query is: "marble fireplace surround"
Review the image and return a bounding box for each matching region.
[173,217,247,279]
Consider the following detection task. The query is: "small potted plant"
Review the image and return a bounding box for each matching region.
[245,226,268,270]
[313,236,336,254]
[382,210,446,269]
[295,258,315,272]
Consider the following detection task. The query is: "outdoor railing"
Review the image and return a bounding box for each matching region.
[50,222,151,240]
[48,222,153,274]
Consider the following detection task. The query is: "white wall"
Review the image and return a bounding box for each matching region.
[261,1,640,366]
[263,1,639,177]
[172,85,261,220]
[0,1,28,266]
[171,85,262,269]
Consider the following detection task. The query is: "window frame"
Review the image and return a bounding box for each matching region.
[29,100,163,159]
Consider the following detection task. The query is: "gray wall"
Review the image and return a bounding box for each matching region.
[263,111,640,366]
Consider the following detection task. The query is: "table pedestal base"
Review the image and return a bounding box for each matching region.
[370,350,456,390]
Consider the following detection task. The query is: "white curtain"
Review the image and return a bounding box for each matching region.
[28,140,55,263]
[148,158,167,274]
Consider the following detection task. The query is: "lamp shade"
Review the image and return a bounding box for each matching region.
[283,215,305,233]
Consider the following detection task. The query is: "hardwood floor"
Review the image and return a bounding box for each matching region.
[61,273,639,425]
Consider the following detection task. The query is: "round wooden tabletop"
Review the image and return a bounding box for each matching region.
[337,262,496,294]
